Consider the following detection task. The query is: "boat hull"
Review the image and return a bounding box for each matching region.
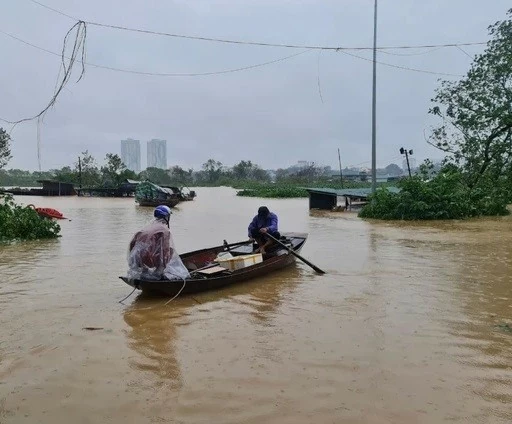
[119,232,307,297]
[137,198,180,208]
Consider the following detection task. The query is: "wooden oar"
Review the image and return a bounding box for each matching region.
[223,239,253,250]
[266,233,326,275]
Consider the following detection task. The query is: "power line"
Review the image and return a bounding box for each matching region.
[0,28,467,80]
[0,29,311,77]
[378,46,446,57]
[339,50,464,77]
[27,0,487,52]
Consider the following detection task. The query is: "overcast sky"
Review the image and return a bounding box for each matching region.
[1,0,510,171]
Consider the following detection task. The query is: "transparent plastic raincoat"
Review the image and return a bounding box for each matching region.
[127,219,190,281]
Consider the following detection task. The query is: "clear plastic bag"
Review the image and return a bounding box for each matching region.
[128,220,190,281]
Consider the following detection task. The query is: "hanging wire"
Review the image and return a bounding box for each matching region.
[0,29,310,77]
[317,50,324,104]
[337,50,464,77]
[0,21,87,126]
[455,45,474,59]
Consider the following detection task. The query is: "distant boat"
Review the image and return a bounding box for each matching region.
[135,181,181,208]
[161,185,196,202]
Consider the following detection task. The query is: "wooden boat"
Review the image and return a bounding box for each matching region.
[137,198,180,208]
[135,181,181,208]
[119,232,307,297]
[160,186,196,202]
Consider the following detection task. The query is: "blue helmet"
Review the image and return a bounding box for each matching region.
[154,205,172,219]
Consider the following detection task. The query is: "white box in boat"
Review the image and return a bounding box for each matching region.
[217,253,263,271]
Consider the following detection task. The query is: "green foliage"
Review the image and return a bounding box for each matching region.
[231,160,270,182]
[0,128,12,170]
[100,153,126,187]
[77,150,101,187]
[359,167,510,220]
[0,193,60,242]
[169,166,194,185]
[428,9,512,187]
[53,166,78,184]
[237,185,308,198]
[235,180,377,198]
[139,167,172,185]
[201,159,224,183]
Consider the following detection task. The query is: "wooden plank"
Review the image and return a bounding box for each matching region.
[196,266,229,275]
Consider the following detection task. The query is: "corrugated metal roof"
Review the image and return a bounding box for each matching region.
[304,187,400,198]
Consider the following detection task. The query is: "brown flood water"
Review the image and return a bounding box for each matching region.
[1,187,511,423]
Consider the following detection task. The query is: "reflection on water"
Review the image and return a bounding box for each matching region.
[0,189,511,423]
[123,301,184,390]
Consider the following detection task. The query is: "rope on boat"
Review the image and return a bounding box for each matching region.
[164,278,187,305]
[118,287,137,304]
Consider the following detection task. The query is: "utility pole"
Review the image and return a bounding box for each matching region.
[337,148,343,188]
[399,147,413,177]
[371,0,378,194]
[78,156,83,193]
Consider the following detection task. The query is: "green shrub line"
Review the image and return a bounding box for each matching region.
[359,171,510,220]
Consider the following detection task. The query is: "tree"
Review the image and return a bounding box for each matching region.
[101,153,126,187]
[385,163,403,176]
[275,168,290,181]
[202,159,223,183]
[251,167,270,182]
[428,9,512,188]
[169,166,193,185]
[53,166,78,184]
[292,163,323,179]
[140,167,172,185]
[0,128,12,170]
[76,151,100,187]
[232,160,270,181]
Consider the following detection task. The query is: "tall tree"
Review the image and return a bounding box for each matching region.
[232,160,270,181]
[140,167,172,185]
[428,9,512,187]
[101,153,126,187]
[0,128,12,170]
[76,151,100,187]
[169,165,193,185]
[385,163,403,176]
[202,159,223,182]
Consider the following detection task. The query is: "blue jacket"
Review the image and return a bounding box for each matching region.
[248,212,278,237]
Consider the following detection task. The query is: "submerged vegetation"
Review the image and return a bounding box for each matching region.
[359,165,510,220]
[235,181,382,198]
[237,185,308,198]
[0,194,61,242]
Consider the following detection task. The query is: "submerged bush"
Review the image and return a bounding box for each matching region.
[235,181,377,199]
[359,168,510,220]
[0,194,61,242]
[237,185,308,198]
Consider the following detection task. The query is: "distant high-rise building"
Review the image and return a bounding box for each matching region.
[147,139,167,169]
[120,138,141,173]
